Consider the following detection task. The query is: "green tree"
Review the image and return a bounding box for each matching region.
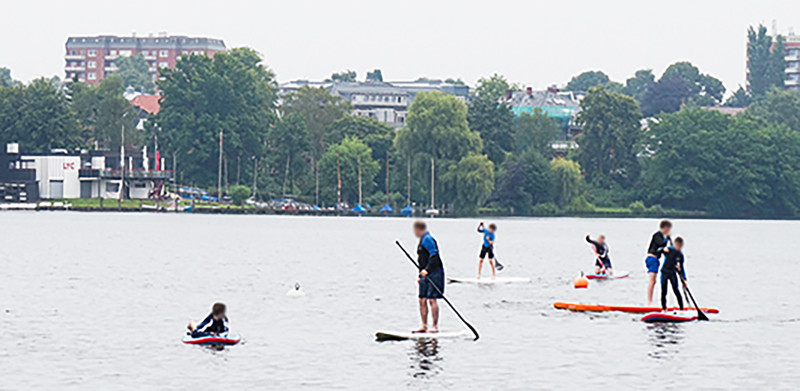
[660,61,725,107]
[748,88,800,132]
[444,153,494,216]
[318,136,380,205]
[0,67,18,87]
[92,75,139,149]
[115,54,155,92]
[268,113,311,196]
[641,76,692,117]
[512,109,560,156]
[326,115,394,162]
[468,89,515,164]
[494,150,552,214]
[472,74,510,101]
[565,71,611,92]
[282,86,351,161]
[327,70,357,82]
[550,158,583,207]
[574,85,642,188]
[396,91,483,207]
[157,48,279,186]
[623,69,656,103]
[229,185,252,205]
[724,87,753,108]
[0,79,80,153]
[366,69,383,82]
[747,25,786,99]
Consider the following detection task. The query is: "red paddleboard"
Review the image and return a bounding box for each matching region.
[641,311,699,323]
[553,302,719,314]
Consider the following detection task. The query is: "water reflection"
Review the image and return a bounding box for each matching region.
[408,339,441,379]
[647,323,685,360]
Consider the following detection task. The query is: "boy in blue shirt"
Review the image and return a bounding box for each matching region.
[476,222,497,279]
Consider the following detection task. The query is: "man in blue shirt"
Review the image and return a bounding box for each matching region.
[477,222,497,279]
[413,220,445,333]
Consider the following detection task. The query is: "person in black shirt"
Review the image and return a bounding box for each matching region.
[660,237,687,311]
[645,220,672,305]
[586,234,612,275]
[413,220,445,333]
[187,302,229,337]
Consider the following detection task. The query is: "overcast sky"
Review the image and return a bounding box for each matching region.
[2,0,798,93]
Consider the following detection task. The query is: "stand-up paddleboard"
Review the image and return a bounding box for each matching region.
[585,271,629,280]
[375,330,470,342]
[182,332,241,346]
[641,311,699,323]
[553,302,719,314]
[447,276,531,284]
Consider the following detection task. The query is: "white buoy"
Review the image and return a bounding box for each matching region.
[286,282,305,298]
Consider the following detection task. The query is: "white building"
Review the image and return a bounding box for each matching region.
[279,79,470,128]
[1,144,172,201]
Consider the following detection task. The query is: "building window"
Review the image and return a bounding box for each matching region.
[159,50,169,57]
[87,61,97,69]
[87,73,97,80]
[106,182,120,193]
[790,49,799,57]
[70,50,77,55]
[789,61,800,69]
[88,50,97,56]
[110,50,118,56]
[158,62,169,68]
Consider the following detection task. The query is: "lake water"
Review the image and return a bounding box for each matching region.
[1,213,798,390]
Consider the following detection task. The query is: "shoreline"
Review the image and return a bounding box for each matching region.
[3,201,793,221]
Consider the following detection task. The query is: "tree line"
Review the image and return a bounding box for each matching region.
[1,24,799,218]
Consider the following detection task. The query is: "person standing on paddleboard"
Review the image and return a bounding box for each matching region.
[586,234,612,276]
[645,220,672,305]
[660,236,686,311]
[413,220,445,334]
[476,222,497,279]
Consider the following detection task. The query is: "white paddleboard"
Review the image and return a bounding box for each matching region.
[375,330,471,341]
[447,276,531,284]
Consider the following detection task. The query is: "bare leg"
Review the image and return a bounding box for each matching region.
[489,259,496,279]
[428,299,440,332]
[415,298,428,332]
[647,272,657,305]
[607,268,613,277]
[477,258,484,279]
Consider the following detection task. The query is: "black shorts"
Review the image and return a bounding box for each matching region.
[595,258,612,269]
[479,246,494,259]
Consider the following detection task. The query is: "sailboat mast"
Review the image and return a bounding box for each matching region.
[336,152,342,205]
[357,153,362,206]
[430,156,435,209]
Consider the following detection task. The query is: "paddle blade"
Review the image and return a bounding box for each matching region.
[495,259,504,271]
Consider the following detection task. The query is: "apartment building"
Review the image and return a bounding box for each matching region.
[64,34,226,85]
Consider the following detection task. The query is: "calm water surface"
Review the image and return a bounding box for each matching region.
[1,213,798,390]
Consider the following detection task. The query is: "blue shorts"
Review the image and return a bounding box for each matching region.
[645,256,660,273]
[419,269,445,299]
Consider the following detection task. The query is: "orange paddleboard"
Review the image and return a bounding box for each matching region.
[553,302,719,314]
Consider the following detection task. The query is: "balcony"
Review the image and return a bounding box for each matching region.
[104,54,119,60]
[65,54,84,60]
[105,66,119,72]
[143,55,156,61]
[65,65,85,72]
[786,79,800,86]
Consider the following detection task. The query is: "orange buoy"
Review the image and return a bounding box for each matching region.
[574,273,589,289]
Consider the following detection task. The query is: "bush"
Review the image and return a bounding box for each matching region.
[532,202,560,215]
[566,195,596,213]
[229,185,252,206]
[647,204,664,215]
[629,200,647,214]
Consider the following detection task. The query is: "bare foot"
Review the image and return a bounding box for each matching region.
[413,327,428,334]
[428,327,439,333]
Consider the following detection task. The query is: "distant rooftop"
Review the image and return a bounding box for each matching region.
[66,34,226,50]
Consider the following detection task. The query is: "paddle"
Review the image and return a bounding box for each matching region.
[493,254,504,271]
[681,276,709,321]
[395,241,480,341]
